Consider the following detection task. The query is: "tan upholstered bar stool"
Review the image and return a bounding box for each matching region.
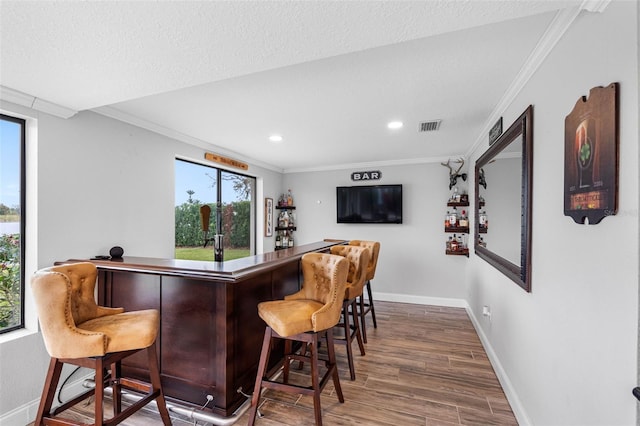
[348,240,380,343]
[31,262,172,426]
[329,244,370,380]
[248,253,349,426]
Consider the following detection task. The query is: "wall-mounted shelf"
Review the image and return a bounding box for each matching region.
[445,226,469,233]
[446,248,469,257]
[445,198,469,257]
[275,205,296,250]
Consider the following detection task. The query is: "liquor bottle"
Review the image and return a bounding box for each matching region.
[450,234,459,252]
[449,207,458,227]
[459,210,468,227]
[282,234,288,248]
[446,236,452,251]
[288,235,294,248]
[479,211,488,230]
[287,189,293,206]
[275,234,281,249]
[445,210,451,228]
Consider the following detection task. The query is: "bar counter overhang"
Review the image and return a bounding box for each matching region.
[58,240,343,417]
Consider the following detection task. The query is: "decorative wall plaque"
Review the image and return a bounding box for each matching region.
[564,83,619,224]
[489,117,503,145]
[351,170,381,181]
[264,198,273,237]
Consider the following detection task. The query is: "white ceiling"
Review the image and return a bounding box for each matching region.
[0,1,583,172]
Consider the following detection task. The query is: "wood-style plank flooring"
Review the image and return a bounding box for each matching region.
[33,301,517,425]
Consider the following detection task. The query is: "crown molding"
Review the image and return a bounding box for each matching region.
[580,0,611,13]
[0,86,77,119]
[465,1,610,159]
[92,106,283,174]
[283,155,467,174]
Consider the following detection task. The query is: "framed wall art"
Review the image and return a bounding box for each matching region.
[264,198,273,237]
[564,83,619,225]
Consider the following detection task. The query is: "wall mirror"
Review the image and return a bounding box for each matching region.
[475,105,533,292]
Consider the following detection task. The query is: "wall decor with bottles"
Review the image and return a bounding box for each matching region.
[478,196,487,248]
[275,190,296,250]
[445,188,469,257]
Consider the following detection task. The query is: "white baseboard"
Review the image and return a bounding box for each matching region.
[0,372,92,426]
[465,306,531,426]
[374,292,468,308]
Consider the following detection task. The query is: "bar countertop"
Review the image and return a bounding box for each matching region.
[64,240,344,282]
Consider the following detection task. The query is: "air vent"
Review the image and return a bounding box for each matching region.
[418,120,441,132]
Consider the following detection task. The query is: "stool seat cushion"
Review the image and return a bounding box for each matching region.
[78,309,159,354]
[258,299,324,337]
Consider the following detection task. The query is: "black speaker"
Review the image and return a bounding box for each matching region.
[109,246,124,259]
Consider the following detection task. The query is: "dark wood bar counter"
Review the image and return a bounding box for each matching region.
[59,240,342,417]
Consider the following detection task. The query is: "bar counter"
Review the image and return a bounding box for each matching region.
[59,240,342,417]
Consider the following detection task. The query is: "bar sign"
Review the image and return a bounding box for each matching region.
[351,170,382,181]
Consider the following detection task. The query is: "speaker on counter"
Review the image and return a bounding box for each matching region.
[109,246,124,259]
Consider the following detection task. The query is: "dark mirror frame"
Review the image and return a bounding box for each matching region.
[475,105,533,292]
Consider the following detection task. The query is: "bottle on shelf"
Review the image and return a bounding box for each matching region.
[459,209,468,228]
[275,234,282,249]
[450,234,459,252]
[287,189,293,206]
[288,234,294,248]
[449,187,459,203]
[479,210,488,230]
[448,207,458,228]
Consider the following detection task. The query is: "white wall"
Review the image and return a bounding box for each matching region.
[284,162,469,302]
[0,106,283,424]
[467,2,639,424]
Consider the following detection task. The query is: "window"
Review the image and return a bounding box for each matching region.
[175,159,256,261]
[0,114,25,334]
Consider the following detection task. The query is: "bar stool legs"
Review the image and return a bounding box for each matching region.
[358,279,377,343]
[337,298,365,380]
[248,326,344,426]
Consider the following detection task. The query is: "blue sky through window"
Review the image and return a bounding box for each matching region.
[174,159,246,206]
[0,119,21,209]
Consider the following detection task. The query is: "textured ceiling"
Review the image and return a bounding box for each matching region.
[0,1,582,171]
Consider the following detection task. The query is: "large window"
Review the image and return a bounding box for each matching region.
[0,114,25,334]
[174,159,255,261]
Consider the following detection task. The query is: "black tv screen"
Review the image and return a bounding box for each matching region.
[336,184,403,224]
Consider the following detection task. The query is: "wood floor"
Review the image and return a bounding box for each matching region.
[34,301,518,425]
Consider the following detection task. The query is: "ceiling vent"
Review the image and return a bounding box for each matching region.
[418,120,441,132]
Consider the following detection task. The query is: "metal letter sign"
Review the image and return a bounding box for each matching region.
[351,171,382,181]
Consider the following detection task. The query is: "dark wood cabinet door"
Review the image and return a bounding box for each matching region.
[161,276,218,406]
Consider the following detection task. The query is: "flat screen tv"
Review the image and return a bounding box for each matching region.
[336,184,403,224]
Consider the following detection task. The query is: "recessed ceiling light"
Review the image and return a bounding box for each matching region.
[387,121,403,129]
[269,135,283,143]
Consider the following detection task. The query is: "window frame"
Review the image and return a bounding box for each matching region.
[0,113,26,334]
[174,158,257,259]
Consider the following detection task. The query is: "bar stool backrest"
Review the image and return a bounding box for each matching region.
[329,245,369,300]
[348,240,380,281]
[298,252,349,332]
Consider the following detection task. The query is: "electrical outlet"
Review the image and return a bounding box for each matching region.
[482,305,491,321]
